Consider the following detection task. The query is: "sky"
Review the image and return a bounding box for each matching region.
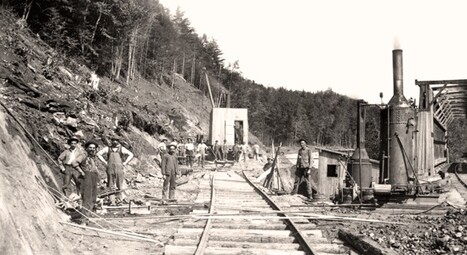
[158,0,467,104]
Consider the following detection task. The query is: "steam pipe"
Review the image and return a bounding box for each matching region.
[393,49,403,98]
[388,49,409,106]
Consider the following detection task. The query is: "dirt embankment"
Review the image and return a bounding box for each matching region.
[0,110,72,255]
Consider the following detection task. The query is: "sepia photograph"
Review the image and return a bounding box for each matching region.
[0,0,466,254]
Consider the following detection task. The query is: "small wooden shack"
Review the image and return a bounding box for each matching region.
[209,108,248,145]
[284,147,379,201]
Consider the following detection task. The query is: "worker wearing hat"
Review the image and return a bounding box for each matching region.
[292,138,316,200]
[185,138,195,168]
[58,136,84,196]
[97,136,134,206]
[158,137,168,154]
[72,140,100,221]
[161,144,179,201]
[263,156,273,171]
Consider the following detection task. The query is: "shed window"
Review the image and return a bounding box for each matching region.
[327,164,338,177]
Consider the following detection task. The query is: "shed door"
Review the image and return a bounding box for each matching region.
[225,120,235,145]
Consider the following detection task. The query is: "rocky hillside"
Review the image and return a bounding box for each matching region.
[0,10,230,254]
[0,8,221,166]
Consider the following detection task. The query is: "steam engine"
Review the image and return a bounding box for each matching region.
[347,48,449,203]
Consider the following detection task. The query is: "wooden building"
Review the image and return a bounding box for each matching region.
[284,147,379,201]
[209,108,248,145]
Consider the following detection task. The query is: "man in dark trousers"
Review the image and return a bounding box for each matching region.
[97,136,134,205]
[292,138,316,199]
[162,144,179,201]
[222,139,229,161]
[58,136,84,196]
[72,140,100,223]
[232,141,241,162]
[213,140,223,160]
[185,138,195,169]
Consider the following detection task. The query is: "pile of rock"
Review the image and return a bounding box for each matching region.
[358,208,467,254]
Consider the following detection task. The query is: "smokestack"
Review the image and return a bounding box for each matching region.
[393,49,403,97]
[357,100,366,149]
[388,49,409,106]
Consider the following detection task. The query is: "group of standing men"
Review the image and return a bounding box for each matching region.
[58,136,134,221]
[57,134,314,221]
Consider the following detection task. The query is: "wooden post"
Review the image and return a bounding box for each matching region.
[204,72,216,108]
[264,143,282,189]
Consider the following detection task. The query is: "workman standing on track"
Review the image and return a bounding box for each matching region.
[161,144,179,201]
[97,136,134,205]
[197,140,208,168]
[232,142,241,162]
[292,138,316,200]
[185,138,195,168]
[253,143,260,160]
[58,136,84,196]
[222,139,229,161]
[177,138,186,164]
[72,140,100,223]
[213,140,222,160]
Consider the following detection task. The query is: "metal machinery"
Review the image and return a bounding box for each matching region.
[348,100,374,201]
[380,49,417,194]
[347,48,454,204]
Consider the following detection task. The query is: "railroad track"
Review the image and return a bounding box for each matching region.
[164,170,350,255]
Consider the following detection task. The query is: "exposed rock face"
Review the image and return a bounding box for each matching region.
[0,110,72,255]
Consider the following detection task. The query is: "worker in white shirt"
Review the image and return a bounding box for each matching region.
[97,136,134,205]
[185,138,195,168]
[58,136,84,196]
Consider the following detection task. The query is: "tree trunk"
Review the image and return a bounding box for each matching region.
[90,4,102,45]
[21,0,33,24]
[171,58,176,90]
[181,51,186,78]
[141,25,151,78]
[111,45,123,81]
[80,2,90,54]
[126,28,137,85]
[190,54,196,85]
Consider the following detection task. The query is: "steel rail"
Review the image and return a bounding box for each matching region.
[194,172,216,255]
[241,171,318,255]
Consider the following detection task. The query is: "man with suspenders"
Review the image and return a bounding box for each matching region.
[97,136,134,205]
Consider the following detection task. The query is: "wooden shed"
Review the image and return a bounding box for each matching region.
[209,108,248,145]
[284,147,380,201]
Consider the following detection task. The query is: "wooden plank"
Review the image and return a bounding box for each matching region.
[178,227,296,237]
[173,239,302,250]
[415,79,467,86]
[165,245,307,255]
[173,232,297,243]
[430,84,447,105]
[338,229,398,255]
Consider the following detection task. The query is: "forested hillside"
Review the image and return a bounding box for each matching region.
[4,0,385,159]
